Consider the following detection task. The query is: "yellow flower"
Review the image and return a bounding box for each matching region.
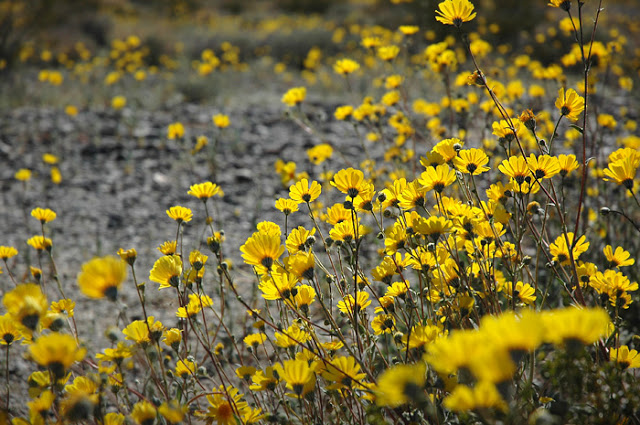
[188,181,222,200]
[162,328,182,349]
[375,362,426,407]
[243,333,267,349]
[95,342,132,364]
[0,314,23,345]
[555,87,585,121]
[610,345,640,369]
[65,105,78,116]
[240,231,285,273]
[149,255,183,289]
[542,307,611,346]
[15,168,32,181]
[275,359,317,397]
[111,95,126,110]
[322,355,366,391]
[250,367,280,391]
[558,154,580,177]
[419,164,457,193]
[158,240,177,255]
[549,232,589,265]
[42,153,58,164]
[548,0,571,11]
[275,198,299,216]
[167,122,185,139]
[274,323,311,348]
[334,105,354,120]
[124,317,164,345]
[453,148,490,175]
[444,381,507,412]
[176,293,213,318]
[175,359,197,378]
[289,178,322,204]
[3,283,48,331]
[377,45,400,61]
[158,401,186,424]
[398,25,419,35]
[131,400,157,425]
[77,256,127,301]
[603,157,637,191]
[604,245,635,268]
[337,291,371,315]
[198,385,249,425]
[51,166,62,184]
[333,58,360,75]
[166,205,193,223]
[258,271,298,300]
[331,168,366,198]
[435,0,477,27]
[117,248,137,265]
[0,245,18,260]
[29,333,86,379]
[104,412,126,425]
[27,235,52,251]
[281,86,306,107]
[307,143,333,165]
[503,281,537,305]
[212,114,230,128]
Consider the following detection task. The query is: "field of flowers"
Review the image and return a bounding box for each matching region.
[1,0,640,423]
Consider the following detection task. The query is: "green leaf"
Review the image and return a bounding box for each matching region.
[569,124,584,134]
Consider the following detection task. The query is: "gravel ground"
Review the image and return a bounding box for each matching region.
[0,97,380,412]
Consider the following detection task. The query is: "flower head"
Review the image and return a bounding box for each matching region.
[282,87,306,107]
[331,168,366,198]
[276,359,317,397]
[289,178,322,204]
[31,207,57,223]
[166,205,193,223]
[453,148,490,175]
[167,122,185,139]
[435,0,477,27]
[150,255,183,289]
[333,58,360,75]
[275,198,299,216]
[0,246,18,260]
[212,114,230,128]
[3,283,48,331]
[77,256,127,301]
[111,96,126,110]
[29,333,86,379]
[240,231,285,274]
[188,182,221,200]
[27,235,52,251]
[555,88,585,121]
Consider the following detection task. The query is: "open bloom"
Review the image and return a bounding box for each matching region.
[149,255,183,289]
[3,283,48,331]
[603,157,637,191]
[77,256,127,301]
[331,168,366,198]
[555,87,585,121]
[188,182,221,200]
[453,148,490,175]
[31,207,57,223]
[289,178,321,204]
[281,87,306,107]
[166,206,193,223]
[333,58,360,75]
[435,0,477,27]
[29,333,86,379]
[240,232,285,273]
